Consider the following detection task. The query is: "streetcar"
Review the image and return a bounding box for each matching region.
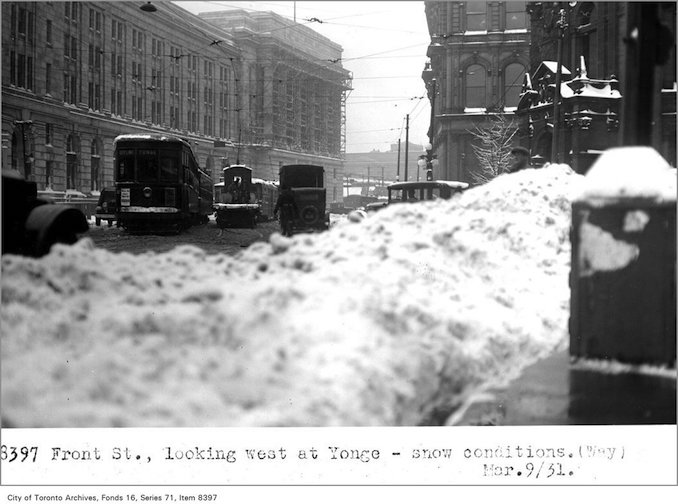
[251,177,278,221]
[114,134,213,233]
[213,165,260,228]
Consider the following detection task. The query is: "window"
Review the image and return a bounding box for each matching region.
[91,140,101,191]
[505,2,527,30]
[137,149,158,181]
[45,123,53,145]
[18,6,26,35]
[116,149,134,181]
[63,73,77,104]
[46,20,52,45]
[46,63,52,94]
[66,135,78,190]
[503,63,526,107]
[465,64,486,108]
[45,160,54,188]
[466,3,487,31]
[17,54,26,88]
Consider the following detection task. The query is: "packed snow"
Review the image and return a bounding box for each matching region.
[576,146,677,203]
[2,165,584,427]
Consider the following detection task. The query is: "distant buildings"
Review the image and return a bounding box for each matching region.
[2,1,351,201]
[343,142,426,193]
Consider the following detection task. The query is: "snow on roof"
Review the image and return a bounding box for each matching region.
[1,165,586,427]
[561,81,621,100]
[576,147,677,203]
[536,60,571,76]
[113,134,189,146]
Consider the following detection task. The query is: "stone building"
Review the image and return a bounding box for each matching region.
[517,2,676,173]
[423,1,531,184]
[197,9,352,203]
[1,1,350,203]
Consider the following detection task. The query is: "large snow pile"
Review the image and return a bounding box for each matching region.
[1,165,583,427]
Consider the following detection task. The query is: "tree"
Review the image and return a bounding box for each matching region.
[468,114,518,184]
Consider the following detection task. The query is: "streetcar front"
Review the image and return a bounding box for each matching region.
[114,135,187,232]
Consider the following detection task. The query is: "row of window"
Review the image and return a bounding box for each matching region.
[10,129,102,191]
[464,62,526,109]
[432,1,527,35]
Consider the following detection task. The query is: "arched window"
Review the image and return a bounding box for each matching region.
[465,64,486,108]
[466,3,486,31]
[503,63,526,108]
[505,1,527,30]
[90,138,101,191]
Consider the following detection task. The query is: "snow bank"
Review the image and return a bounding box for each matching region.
[1,165,583,427]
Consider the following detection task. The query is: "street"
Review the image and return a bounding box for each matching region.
[85,217,281,255]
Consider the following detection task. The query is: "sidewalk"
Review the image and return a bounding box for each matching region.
[453,350,677,426]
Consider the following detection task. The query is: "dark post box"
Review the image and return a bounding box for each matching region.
[569,148,677,366]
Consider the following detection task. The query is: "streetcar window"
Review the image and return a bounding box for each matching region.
[159,156,178,181]
[137,149,158,181]
[116,149,135,181]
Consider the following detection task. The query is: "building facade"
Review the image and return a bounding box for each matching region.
[197,9,352,203]
[517,2,676,172]
[423,1,531,184]
[2,1,350,203]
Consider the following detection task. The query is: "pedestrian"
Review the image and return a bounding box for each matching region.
[274,188,299,236]
[508,146,531,173]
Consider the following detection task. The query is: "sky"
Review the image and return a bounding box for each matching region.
[173,1,433,154]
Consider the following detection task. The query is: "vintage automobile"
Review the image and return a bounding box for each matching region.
[95,186,117,227]
[387,180,469,204]
[2,169,89,257]
[278,164,330,235]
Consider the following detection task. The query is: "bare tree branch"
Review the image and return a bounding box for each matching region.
[467,115,518,184]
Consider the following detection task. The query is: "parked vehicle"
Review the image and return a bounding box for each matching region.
[387,180,469,204]
[364,200,388,212]
[278,164,330,235]
[113,134,213,233]
[2,169,89,257]
[95,186,117,227]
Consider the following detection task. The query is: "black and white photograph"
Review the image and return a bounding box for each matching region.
[1,0,676,493]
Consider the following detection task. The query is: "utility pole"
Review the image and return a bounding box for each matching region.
[404,114,410,182]
[396,138,401,181]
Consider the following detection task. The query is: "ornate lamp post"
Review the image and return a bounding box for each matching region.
[422,60,438,181]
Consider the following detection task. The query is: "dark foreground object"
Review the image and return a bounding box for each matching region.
[2,170,89,257]
[455,350,676,426]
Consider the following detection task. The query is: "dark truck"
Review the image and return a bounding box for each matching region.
[277,164,330,236]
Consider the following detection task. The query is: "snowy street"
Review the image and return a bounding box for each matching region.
[1,163,675,427]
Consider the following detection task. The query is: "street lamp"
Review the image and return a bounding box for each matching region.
[424,142,434,181]
[417,156,426,182]
[140,2,157,13]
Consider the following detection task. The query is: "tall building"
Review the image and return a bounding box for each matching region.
[423,1,531,183]
[517,2,676,172]
[197,9,353,203]
[2,1,350,203]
